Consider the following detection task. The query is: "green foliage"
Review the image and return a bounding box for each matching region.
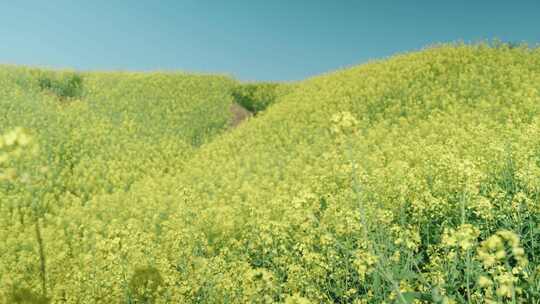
[8,287,49,304]
[231,82,293,113]
[38,71,83,100]
[128,267,164,302]
[489,39,535,50]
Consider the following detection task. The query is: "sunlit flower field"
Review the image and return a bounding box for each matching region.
[1,43,540,303]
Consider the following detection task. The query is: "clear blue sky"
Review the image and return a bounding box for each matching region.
[1,1,538,81]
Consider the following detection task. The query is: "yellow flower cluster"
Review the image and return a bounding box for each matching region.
[330,111,359,137]
[0,128,34,180]
[353,249,378,281]
[476,230,528,300]
[442,224,480,252]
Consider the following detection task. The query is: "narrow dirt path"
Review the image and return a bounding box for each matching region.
[229,103,252,128]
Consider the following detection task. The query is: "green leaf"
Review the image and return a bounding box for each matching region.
[395,291,433,303]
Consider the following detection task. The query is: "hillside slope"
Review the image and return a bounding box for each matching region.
[2,44,540,303]
[0,68,237,199]
[159,44,540,302]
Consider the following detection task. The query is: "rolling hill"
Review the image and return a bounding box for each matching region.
[1,43,540,303]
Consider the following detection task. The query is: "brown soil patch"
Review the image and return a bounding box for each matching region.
[229,103,252,128]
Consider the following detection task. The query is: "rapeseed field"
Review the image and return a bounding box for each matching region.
[2,43,540,303]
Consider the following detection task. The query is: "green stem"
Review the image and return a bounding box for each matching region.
[346,140,368,241]
[35,219,47,299]
[461,192,467,225]
[466,249,471,304]
[345,139,407,303]
[375,265,408,304]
